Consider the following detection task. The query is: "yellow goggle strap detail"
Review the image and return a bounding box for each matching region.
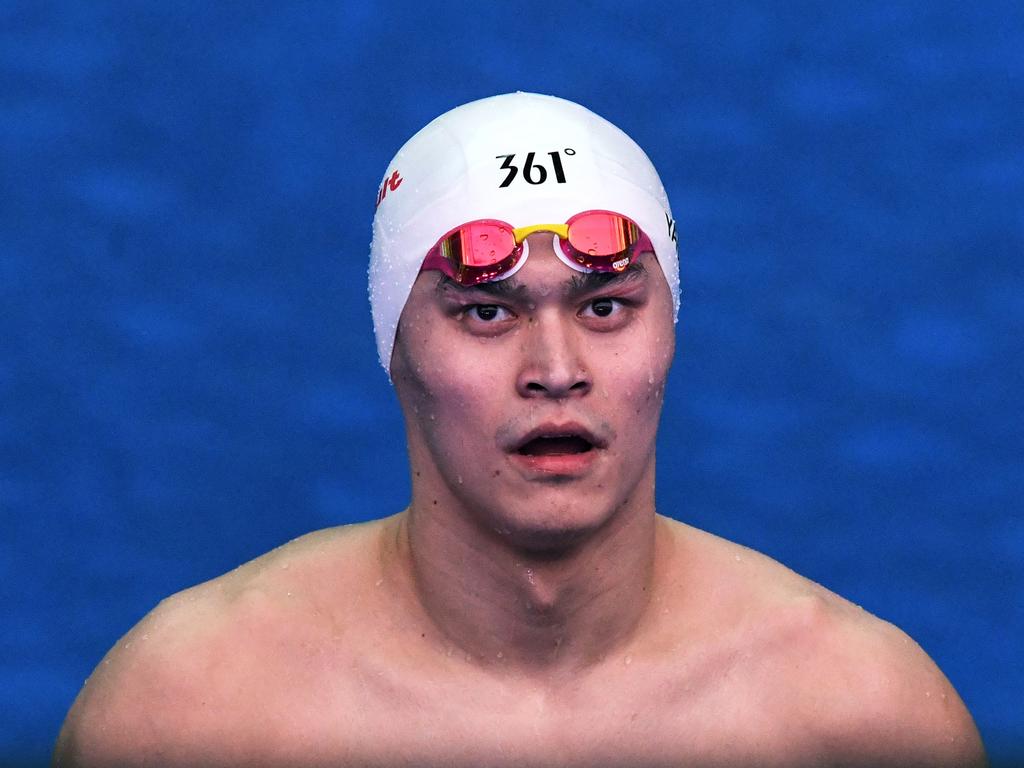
[512,223,570,243]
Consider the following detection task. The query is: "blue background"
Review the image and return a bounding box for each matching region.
[2,1,1021,765]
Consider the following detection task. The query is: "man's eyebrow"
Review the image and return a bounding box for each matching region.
[566,260,648,297]
[433,260,648,301]
[434,275,528,299]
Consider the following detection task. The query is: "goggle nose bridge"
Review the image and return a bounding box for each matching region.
[511,223,570,243]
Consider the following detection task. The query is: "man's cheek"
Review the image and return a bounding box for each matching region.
[409,359,478,418]
[427,401,494,463]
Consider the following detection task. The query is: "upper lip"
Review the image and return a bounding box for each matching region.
[508,421,608,453]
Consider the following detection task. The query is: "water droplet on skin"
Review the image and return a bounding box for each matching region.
[734,554,742,562]
[480,233,488,241]
[281,563,290,570]
[375,579,383,587]
[456,474,463,484]
[497,651,504,659]
[624,655,633,666]
[286,591,293,597]
[141,634,149,641]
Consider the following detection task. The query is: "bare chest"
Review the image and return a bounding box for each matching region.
[254,654,806,768]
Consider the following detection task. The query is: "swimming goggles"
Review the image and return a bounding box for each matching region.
[419,210,654,286]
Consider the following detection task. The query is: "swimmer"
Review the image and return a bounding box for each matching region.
[54,93,986,767]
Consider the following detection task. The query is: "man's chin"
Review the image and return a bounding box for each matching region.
[485,507,611,555]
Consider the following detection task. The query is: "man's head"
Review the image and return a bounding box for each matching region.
[369,93,679,549]
[369,92,679,374]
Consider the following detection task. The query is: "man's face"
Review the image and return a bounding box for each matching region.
[391,233,675,550]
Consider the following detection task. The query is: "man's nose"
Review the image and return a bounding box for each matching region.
[515,316,592,399]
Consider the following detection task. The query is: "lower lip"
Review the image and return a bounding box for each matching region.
[509,450,599,476]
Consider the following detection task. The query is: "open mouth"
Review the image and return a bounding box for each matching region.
[508,424,604,475]
[516,435,595,456]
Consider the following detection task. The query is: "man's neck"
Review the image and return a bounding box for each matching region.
[381,467,664,680]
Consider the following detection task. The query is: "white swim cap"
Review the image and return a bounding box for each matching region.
[369,92,679,374]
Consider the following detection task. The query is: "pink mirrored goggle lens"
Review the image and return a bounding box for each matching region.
[440,221,517,267]
[429,220,520,285]
[564,211,640,269]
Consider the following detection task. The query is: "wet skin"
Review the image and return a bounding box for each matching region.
[392,233,676,552]
[53,236,987,767]
[387,234,676,672]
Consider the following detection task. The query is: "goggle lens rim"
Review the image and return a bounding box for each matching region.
[562,210,642,271]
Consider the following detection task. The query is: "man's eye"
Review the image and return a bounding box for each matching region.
[581,298,621,318]
[467,304,511,322]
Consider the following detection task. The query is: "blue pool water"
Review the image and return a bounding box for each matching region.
[1,1,1021,764]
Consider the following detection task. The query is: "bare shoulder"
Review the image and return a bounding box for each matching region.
[53,519,390,767]
[658,518,987,767]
